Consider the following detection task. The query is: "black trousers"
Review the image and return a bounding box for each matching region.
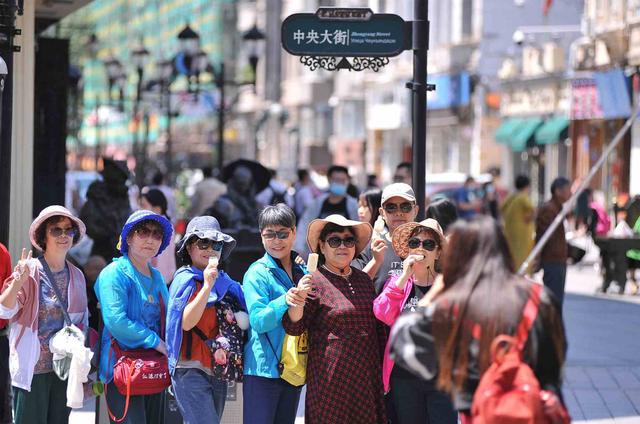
[0,334,11,424]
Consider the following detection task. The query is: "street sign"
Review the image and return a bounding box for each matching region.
[281,8,409,57]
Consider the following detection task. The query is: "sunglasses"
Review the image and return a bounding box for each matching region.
[262,230,291,240]
[48,227,76,238]
[383,202,414,214]
[195,238,224,251]
[325,236,357,249]
[407,237,437,251]
[134,226,164,241]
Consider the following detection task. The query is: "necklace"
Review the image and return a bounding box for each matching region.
[322,265,355,294]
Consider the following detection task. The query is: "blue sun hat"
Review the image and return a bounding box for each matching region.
[118,210,174,257]
[177,216,236,261]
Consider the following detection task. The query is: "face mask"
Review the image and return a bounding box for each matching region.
[329,183,348,196]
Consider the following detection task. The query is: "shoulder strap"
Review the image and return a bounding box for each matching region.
[38,256,72,326]
[515,283,542,351]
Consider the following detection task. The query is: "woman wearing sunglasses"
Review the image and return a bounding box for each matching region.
[94,210,173,424]
[373,218,457,424]
[283,214,387,424]
[166,216,247,424]
[0,206,89,424]
[242,204,308,424]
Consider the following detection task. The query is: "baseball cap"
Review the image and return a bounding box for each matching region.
[381,183,416,204]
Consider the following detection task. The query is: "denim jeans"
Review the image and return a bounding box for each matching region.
[171,368,228,424]
[104,381,165,424]
[390,371,458,424]
[242,375,301,424]
[542,263,567,308]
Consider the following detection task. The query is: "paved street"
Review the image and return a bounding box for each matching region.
[561,264,640,423]
[71,262,640,423]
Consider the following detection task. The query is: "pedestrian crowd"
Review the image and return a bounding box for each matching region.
[1,157,619,424]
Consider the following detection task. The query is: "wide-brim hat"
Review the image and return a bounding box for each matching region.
[29,205,86,252]
[307,214,373,257]
[177,216,236,261]
[119,210,174,257]
[221,159,271,193]
[391,218,445,259]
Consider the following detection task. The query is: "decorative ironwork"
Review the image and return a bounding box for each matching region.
[299,56,390,72]
[350,57,390,72]
[300,56,338,71]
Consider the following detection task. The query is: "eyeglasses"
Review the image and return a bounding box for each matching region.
[49,227,76,238]
[407,237,437,251]
[383,202,414,214]
[262,230,291,240]
[195,238,224,251]
[134,227,164,241]
[325,236,357,249]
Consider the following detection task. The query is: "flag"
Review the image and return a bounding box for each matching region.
[543,0,553,15]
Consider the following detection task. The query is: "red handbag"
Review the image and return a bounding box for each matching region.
[106,295,170,422]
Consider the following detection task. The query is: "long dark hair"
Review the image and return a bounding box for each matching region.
[360,189,382,226]
[432,216,565,395]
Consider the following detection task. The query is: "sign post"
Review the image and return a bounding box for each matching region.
[281,5,431,208]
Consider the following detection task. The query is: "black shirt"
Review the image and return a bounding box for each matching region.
[402,283,431,313]
[273,251,305,286]
[352,237,403,295]
[319,197,348,219]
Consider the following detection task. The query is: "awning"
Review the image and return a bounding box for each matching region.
[511,118,543,152]
[594,69,631,119]
[495,118,525,144]
[535,117,569,145]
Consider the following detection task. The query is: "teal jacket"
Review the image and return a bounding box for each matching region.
[94,256,169,383]
[242,252,307,378]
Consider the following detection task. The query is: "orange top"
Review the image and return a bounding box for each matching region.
[179,282,219,369]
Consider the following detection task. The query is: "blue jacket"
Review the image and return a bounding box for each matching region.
[243,253,307,378]
[166,265,246,375]
[94,256,169,383]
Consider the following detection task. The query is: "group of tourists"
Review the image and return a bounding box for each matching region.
[0,175,569,424]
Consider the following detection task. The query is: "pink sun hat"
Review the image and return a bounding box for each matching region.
[28,205,86,251]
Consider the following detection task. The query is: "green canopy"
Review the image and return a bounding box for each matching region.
[511,118,544,152]
[534,117,569,145]
[495,118,525,144]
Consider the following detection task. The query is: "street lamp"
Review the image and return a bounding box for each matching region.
[242,23,266,85]
[156,58,176,180]
[103,54,125,111]
[131,38,150,186]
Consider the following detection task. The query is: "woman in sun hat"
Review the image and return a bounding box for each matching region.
[167,216,247,424]
[94,209,173,424]
[282,214,387,424]
[0,205,89,424]
[373,218,457,424]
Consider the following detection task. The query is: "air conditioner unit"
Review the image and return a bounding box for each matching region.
[594,39,611,67]
[543,42,565,73]
[522,46,544,76]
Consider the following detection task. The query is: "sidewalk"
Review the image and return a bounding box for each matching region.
[71,264,640,424]
[561,265,640,423]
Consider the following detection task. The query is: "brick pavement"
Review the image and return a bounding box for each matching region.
[560,265,640,423]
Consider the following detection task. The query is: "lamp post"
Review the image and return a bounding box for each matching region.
[86,34,103,170]
[157,58,175,180]
[104,55,125,112]
[131,39,150,186]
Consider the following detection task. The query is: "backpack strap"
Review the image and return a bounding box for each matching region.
[515,283,542,351]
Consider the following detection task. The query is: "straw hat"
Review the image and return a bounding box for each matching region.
[29,205,86,252]
[391,218,445,259]
[306,214,373,256]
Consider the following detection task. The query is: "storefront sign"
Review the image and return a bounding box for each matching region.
[570,79,603,120]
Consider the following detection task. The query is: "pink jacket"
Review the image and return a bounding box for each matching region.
[0,258,88,391]
[373,274,414,393]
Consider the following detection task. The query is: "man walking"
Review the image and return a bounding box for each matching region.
[536,177,571,307]
[294,165,358,258]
